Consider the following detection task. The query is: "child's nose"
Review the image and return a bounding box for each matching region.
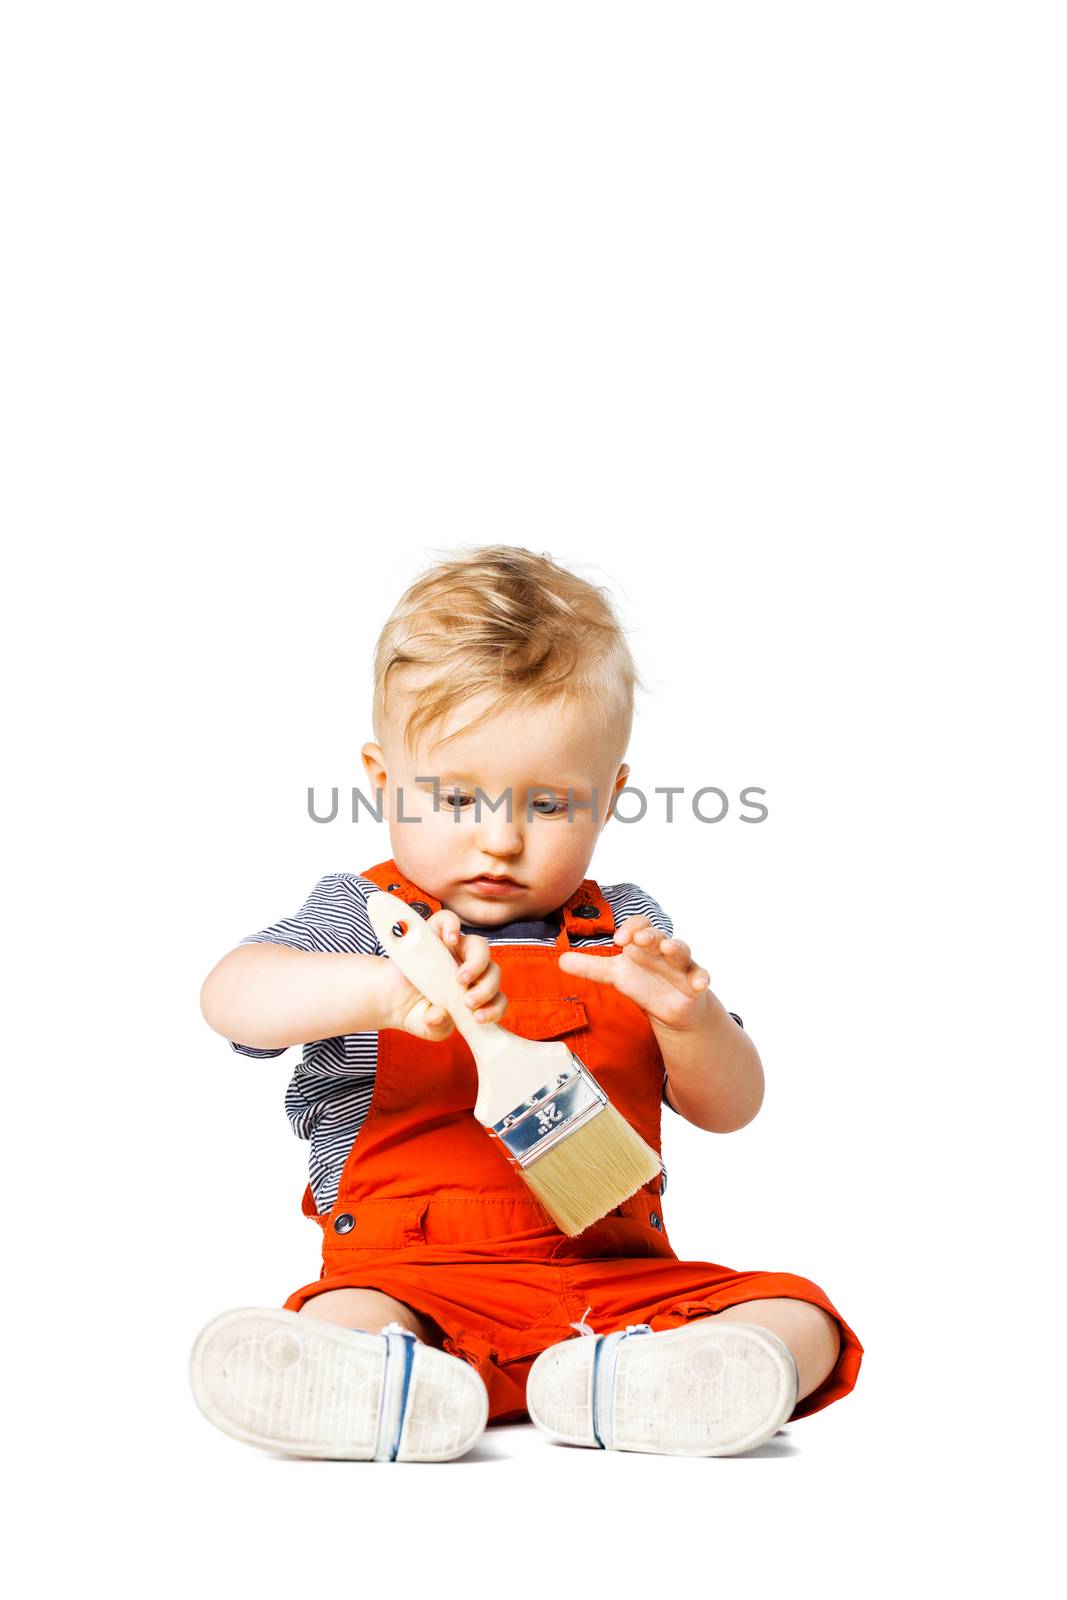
[476,813,524,851]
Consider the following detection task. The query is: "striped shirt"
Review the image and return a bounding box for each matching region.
[228,873,743,1215]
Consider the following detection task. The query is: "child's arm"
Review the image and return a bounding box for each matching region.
[200,944,389,1050]
[201,905,508,1051]
[652,996,764,1133]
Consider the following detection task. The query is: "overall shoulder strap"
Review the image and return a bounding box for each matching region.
[557,878,615,940]
[359,859,444,917]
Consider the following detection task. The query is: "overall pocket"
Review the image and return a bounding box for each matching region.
[497,995,588,1040]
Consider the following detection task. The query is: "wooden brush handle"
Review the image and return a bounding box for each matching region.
[365,890,514,1068]
[366,889,575,1127]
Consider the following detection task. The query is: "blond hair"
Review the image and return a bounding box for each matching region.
[372,544,647,760]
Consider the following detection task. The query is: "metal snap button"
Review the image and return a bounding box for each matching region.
[573,904,599,919]
[409,901,432,917]
[333,1212,356,1234]
[387,882,402,891]
[649,1212,662,1230]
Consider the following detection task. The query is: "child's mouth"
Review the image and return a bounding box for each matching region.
[465,875,522,895]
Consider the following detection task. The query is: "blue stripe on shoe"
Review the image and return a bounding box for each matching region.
[593,1325,654,1450]
[389,1332,416,1461]
[591,1335,606,1448]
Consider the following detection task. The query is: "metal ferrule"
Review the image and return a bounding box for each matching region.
[490,1053,609,1166]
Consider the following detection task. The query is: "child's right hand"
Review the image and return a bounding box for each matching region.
[375,908,509,1041]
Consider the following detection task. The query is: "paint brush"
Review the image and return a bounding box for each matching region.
[366,890,662,1236]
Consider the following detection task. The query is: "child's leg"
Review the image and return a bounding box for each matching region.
[298,1286,445,1348]
[707,1297,839,1401]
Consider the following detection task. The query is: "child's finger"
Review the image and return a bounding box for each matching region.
[471,992,508,1023]
[659,936,692,966]
[558,949,616,984]
[429,909,463,950]
[455,932,490,983]
[463,963,502,1008]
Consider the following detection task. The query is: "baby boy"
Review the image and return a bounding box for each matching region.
[192,544,862,1462]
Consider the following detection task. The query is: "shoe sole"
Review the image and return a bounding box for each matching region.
[526,1319,798,1456]
[189,1307,489,1462]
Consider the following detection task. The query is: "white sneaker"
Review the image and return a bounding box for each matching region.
[526,1318,798,1457]
[189,1307,489,1462]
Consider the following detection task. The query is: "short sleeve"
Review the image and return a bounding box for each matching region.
[236,873,382,955]
[228,873,381,1057]
[602,883,674,938]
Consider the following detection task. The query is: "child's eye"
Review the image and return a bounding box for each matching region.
[438,792,566,815]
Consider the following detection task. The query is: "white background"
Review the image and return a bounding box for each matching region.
[5,3,1063,1595]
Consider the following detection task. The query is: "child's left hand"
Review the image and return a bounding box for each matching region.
[557,914,712,1031]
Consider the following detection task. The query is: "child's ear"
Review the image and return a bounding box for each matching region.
[361,741,387,792]
[604,764,630,825]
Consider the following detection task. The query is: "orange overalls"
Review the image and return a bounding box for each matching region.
[282,858,863,1427]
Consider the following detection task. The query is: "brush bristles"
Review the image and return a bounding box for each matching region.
[519,1104,663,1237]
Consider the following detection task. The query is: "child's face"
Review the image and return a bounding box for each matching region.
[362,692,630,923]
